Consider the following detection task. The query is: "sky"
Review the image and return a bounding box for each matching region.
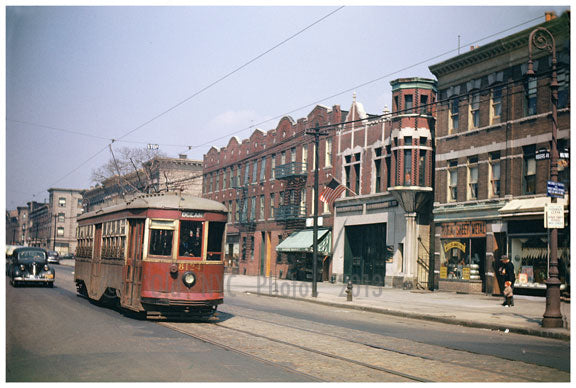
[4,2,571,210]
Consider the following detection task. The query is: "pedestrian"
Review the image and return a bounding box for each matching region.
[497,255,515,306]
[503,281,514,307]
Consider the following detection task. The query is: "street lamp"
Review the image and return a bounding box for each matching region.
[527,26,563,328]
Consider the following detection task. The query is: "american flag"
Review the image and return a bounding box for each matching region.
[319,178,346,207]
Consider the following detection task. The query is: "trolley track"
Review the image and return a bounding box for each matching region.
[159,302,569,382]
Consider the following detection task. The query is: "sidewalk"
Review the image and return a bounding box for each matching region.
[60,260,569,340]
[224,274,571,341]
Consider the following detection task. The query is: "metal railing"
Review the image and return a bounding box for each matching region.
[274,204,307,220]
[274,162,308,179]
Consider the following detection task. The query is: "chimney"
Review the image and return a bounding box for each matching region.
[545,12,557,22]
[179,154,187,159]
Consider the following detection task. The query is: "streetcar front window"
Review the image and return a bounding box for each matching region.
[179,221,203,258]
[207,222,226,261]
[149,229,174,256]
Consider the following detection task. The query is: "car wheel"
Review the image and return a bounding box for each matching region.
[11,278,18,287]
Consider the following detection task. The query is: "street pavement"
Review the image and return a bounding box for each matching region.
[59,259,570,340]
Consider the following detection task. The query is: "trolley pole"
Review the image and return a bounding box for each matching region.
[306,124,328,298]
[527,26,563,328]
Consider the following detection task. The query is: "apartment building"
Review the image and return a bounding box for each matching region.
[203,104,345,279]
[429,11,570,294]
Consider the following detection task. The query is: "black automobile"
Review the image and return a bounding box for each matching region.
[47,250,60,264]
[7,247,55,287]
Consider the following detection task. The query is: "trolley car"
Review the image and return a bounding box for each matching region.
[74,192,228,319]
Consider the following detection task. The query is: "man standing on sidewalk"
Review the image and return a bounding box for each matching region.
[497,255,515,306]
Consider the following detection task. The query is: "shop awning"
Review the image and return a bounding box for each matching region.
[276,228,332,255]
[499,195,569,217]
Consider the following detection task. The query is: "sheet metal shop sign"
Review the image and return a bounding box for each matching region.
[441,221,486,238]
[545,203,564,229]
[547,181,565,198]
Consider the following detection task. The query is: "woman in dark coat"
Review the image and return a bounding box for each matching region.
[497,255,515,306]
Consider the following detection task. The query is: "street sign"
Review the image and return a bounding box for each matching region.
[547,181,565,198]
[545,203,564,229]
[536,148,550,160]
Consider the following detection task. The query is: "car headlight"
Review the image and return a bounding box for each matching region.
[182,272,196,288]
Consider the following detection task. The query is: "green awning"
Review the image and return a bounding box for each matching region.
[276,228,331,255]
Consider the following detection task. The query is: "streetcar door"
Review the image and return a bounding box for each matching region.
[89,224,103,297]
[123,219,145,309]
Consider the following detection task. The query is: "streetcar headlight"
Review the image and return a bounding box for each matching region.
[44,265,50,271]
[20,264,26,271]
[182,272,196,288]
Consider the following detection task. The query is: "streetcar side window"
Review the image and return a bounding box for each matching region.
[179,221,203,258]
[149,229,174,256]
[207,222,226,261]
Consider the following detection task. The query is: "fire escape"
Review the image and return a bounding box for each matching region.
[230,175,257,261]
[274,161,308,230]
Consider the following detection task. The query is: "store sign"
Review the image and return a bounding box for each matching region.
[545,203,564,229]
[444,241,466,253]
[440,266,448,279]
[441,221,486,238]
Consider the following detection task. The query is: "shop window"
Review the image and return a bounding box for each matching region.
[523,147,536,195]
[469,93,480,129]
[467,157,478,200]
[524,77,538,116]
[449,97,459,133]
[489,152,501,197]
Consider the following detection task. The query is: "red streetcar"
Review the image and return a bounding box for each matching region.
[74,192,228,319]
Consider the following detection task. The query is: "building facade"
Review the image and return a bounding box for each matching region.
[203,104,346,279]
[83,155,203,212]
[332,80,437,288]
[47,188,85,254]
[429,12,570,294]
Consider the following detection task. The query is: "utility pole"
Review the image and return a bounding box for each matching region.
[306,124,328,297]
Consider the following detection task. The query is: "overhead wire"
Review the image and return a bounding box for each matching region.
[15,6,345,203]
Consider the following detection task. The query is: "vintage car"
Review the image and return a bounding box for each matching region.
[7,247,55,287]
[47,250,60,264]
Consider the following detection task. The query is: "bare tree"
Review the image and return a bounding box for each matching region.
[91,146,167,184]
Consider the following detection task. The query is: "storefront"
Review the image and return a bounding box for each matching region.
[276,228,332,281]
[499,196,570,293]
[438,221,487,293]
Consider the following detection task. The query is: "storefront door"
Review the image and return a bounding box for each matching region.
[344,223,386,286]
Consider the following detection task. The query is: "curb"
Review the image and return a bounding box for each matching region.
[245,291,570,341]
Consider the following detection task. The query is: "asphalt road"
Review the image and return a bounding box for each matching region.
[5,265,312,382]
[6,264,570,382]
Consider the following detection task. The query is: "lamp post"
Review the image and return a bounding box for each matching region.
[527,26,563,328]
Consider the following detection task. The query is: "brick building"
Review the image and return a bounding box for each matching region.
[429,11,570,294]
[203,105,346,279]
[332,80,437,288]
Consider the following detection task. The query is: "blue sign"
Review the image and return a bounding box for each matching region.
[547,181,565,198]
